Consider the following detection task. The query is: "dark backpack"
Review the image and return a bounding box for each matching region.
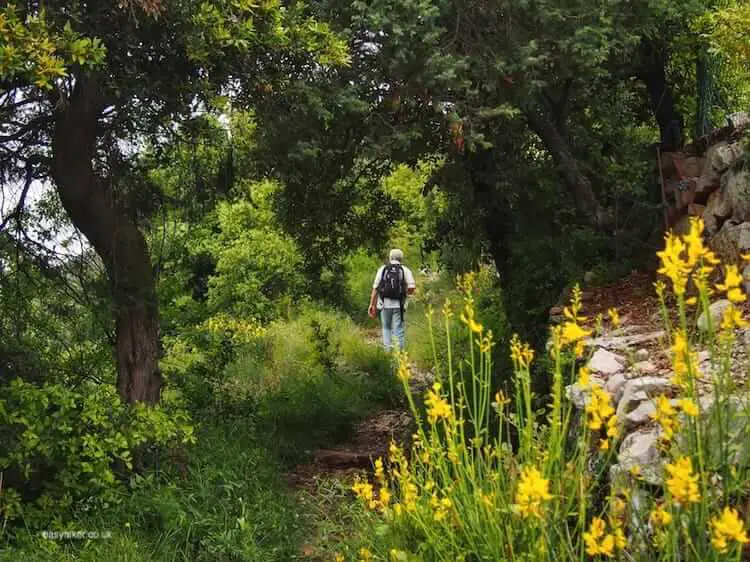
[378,263,406,302]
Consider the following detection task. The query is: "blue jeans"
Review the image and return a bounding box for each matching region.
[380,308,405,352]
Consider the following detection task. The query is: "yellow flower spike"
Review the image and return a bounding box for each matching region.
[650,395,677,440]
[678,398,699,417]
[442,298,454,319]
[513,466,553,519]
[585,386,615,431]
[606,414,619,439]
[599,438,610,451]
[425,383,452,424]
[721,305,748,331]
[607,308,620,327]
[711,507,750,553]
[352,479,377,510]
[334,554,345,562]
[396,354,412,383]
[510,335,535,368]
[578,366,591,387]
[493,390,510,410]
[649,505,673,526]
[561,321,592,347]
[716,265,747,304]
[583,517,617,557]
[657,233,690,296]
[664,457,701,505]
[358,547,373,562]
[374,458,385,483]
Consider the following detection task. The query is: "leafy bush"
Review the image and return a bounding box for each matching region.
[0,380,194,527]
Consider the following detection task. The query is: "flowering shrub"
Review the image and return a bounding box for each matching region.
[342,217,750,561]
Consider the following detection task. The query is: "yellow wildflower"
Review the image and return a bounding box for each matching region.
[716,265,747,304]
[352,480,377,510]
[670,330,695,388]
[606,414,619,440]
[585,386,615,431]
[478,331,494,353]
[583,517,616,557]
[397,360,411,383]
[599,438,610,451]
[678,398,699,417]
[649,505,673,526]
[514,466,553,519]
[684,218,718,268]
[607,308,620,327]
[374,458,385,482]
[493,390,511,411]
[665,457,701,505]
[358,548,373,562]
[460,302,483,334]
[430,495,453,522]
[657,233,690,296]
[561,321,592,347]
[510,334,535,368]
[578,367,591,387]
[425,383,452,424]
[650,395,677,440]
[629,465,642,479]
[721,305,748,330]
[564,285,587,323]
[710,506,750,553]
[613,526,627,549]
[378,486,391,510]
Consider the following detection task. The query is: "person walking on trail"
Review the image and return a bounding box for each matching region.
[368,249,416,352]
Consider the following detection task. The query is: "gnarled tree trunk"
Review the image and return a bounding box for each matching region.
[525,108,611,229]
[50,75,161,405]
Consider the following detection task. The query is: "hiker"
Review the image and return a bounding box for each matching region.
[368,249,416,352]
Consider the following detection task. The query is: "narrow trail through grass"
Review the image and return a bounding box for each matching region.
[289,327,433,560]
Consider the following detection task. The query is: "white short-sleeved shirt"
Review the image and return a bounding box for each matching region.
[373,261,416,309]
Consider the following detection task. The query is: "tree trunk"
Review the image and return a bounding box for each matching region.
[638,40,684,152]
[525,108,611,228]
[51,75,162,405]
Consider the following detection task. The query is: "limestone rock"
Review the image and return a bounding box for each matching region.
[697,299,732,332]
[616,389,649,422]
[604,373,627,404]
[672,214,691,236]
[585,330,665,351]
[709,141,744,173]
[726,168,750,221]
[702,187,732,235]
[624,400,656,430]
[709,222,750,264]
[616,427,663,486]
[632,360,658,374]
[616,377,672,422]
[696,168,722,198]
[565,377,605,409]
[634,348,649,362]
[588,348,625,375]
[623,376,673,396]
[680,155,705,178]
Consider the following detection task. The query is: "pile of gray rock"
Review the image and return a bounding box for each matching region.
[565,319,749,488]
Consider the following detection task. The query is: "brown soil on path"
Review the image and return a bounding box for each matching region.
[283,408,413,491]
